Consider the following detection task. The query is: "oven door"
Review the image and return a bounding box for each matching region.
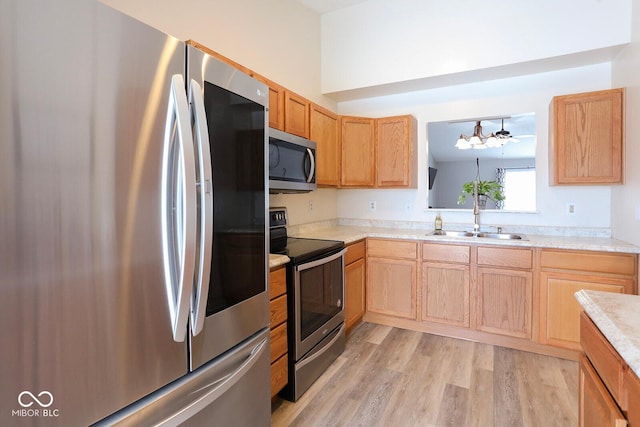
[293,248,346,360]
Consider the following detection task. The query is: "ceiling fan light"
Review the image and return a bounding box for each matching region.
[455,137,471,149]
[469,136,482,146]
[486,136,500,147]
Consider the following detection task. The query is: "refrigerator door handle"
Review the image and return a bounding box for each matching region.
[158,336,268,426]
[188,79,213,336]
[161,74,197,343]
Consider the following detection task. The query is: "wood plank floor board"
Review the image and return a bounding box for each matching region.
[271,322,578,427]
[469,367,494,427]
[494,347,526,427]
[436,383,470,426]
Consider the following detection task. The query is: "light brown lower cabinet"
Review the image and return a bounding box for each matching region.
[476,246,533,339]
[345,240,366,333]
[540,249,637,351]
[579,355,627,427]
[476,267,532,339]
[421,243,471,327]
[363,238,638,360]
[366,239,418,320]
[269,266,288,398]
[579,312,638,427]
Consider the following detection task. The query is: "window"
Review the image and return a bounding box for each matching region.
[502,168,536,211]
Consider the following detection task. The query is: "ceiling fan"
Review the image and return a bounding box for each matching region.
[495,118,519,143]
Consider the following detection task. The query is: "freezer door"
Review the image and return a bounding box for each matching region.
[0,1,189,425]
[94,329,271,426]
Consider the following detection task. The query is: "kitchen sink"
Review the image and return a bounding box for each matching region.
[430,230,476,238]
[429,230,527,240]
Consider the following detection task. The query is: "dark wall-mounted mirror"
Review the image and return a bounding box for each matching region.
[427,113,537,211]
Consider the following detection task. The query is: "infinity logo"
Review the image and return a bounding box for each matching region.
[18,391,53,408]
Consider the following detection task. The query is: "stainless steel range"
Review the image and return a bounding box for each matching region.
[270,208,346,401]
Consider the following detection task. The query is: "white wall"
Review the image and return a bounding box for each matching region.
[101,0,336,110]
[612,1,640,245]
[321,0,630,95]
[337,64,613,231]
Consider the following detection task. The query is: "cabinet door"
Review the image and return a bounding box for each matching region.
[421,262,470,327]
[340,116,375,187]
[540,272,631,350]
[375,115,417,188]
[476,267,532,339]
[627,369,640,427]
[579,355,627,427]
[268,84,285,131]
[345,258,365,331]
[310,104,340,187]
[551,88,624,185]
[250,74,285,131]
[367,257,417,319]
[284,90,310,138]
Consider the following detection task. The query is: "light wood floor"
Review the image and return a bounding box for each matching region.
[271,322,578,427]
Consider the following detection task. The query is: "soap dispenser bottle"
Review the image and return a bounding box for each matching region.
[435,213,442,231]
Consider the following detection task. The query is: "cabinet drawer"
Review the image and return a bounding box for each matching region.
[270,294,287,327]
[477,246,532,269]
[346,240,366,265]
[541,250,636,276]
[422,243,470,264]
[368,239,417,260]
[270,267,286,300]
[580,312,628,410]
[270,322,288,363]
[271,354,288,398]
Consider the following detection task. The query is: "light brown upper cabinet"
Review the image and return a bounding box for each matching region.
[375,115,418,188]
[550,88,624,185]
[310,104,340,187]
[265,80,285,131]
[340,116,376,187]
[284,90,310,138]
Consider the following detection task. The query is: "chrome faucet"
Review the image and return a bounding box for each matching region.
[473,179,480,233]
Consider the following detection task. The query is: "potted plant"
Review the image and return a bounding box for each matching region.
[457,180,505,208]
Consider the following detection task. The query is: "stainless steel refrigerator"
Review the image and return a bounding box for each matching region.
[0,0,271,425]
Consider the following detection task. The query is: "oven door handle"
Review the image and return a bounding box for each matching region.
[295,248,346,272]
[296,323,345,370]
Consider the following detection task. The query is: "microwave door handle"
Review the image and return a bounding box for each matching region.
[306,148,315,183]
[161,74,197,343]
[188,80,213,337]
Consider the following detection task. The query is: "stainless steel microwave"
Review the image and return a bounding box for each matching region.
[268,128,317,193]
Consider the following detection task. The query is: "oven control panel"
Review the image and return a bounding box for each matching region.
[269,207,288,228]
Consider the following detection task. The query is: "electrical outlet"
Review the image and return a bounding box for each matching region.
[369,201,376,212]
[566,203,576,215]
[308,200,314,212]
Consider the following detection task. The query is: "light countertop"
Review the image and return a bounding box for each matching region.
[268,224,639,268]
[269,254,289,269]
[287,225,640,253]
[575,290,640,378]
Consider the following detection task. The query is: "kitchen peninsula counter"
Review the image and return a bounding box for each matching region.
[575,290,640,378]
